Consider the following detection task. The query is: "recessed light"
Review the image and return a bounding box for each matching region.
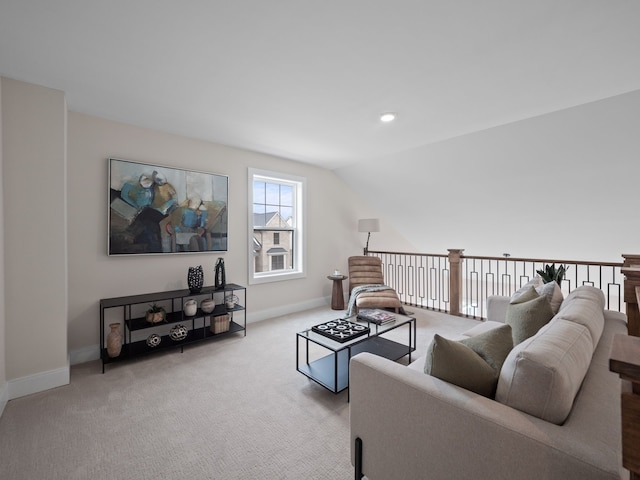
[380,112,397,123]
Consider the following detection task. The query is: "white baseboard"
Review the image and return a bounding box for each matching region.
[0,382,8,417]
[8,365,70,400]
[248,296,330,323]
[70,344,100,365]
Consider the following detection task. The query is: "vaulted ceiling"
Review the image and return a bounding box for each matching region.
[1,1,639,170]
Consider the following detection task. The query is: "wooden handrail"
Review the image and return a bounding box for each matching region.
[371,250,622,267]
[369,249,626,318]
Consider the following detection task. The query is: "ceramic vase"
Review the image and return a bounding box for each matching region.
[106,323,122,358]
[184,299,197,316]
[188,265,204,293]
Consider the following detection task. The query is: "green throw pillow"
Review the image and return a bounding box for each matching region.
[424,334,498,398]
[459,324,513,371]
[506,286,554,345]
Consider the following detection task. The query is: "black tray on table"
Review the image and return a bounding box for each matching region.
[311,318,370,343]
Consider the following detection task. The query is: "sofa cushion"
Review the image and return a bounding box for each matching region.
[424,334,497,398]
[556,286,605,348]
[495,319,594,424]
[506,286,554,344]
[561,284,606,310]
[461,320,505,337]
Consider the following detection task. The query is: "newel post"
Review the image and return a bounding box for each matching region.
[448,249,464,317]
[622,254,640,337]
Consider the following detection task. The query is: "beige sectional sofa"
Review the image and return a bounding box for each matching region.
[349,285,629,480]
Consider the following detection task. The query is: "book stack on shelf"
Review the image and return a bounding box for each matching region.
[356,309,396,325]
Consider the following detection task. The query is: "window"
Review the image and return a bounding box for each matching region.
[271,255,285,270]
[248,168,306,284]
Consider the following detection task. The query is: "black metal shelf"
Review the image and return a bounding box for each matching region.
[100,284,247,372]
[125,303,245,332]
[99,283,245,309]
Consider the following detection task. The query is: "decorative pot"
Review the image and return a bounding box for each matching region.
[106,323,122,358]
[201,298,216,314]
[184,299,197,316]
[169,324,188,342]
[146,334,161,348]
[146,311,165,323]
[188,265,204,293]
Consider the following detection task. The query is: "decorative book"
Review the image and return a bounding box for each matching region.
[357,309,396,325]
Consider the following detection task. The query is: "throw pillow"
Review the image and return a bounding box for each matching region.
[511,279,563,314]
[424,333,503,398]
[510,277,543,302]
[506,287,554,345]
[535,281,564,314]
[459,323,513,371]
[511,284,539,304]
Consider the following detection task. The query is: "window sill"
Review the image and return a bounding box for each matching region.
[249,270,306,285]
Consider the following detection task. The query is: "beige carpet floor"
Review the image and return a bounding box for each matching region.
[0,307,479,480]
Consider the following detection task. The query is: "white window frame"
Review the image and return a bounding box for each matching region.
[248,168,306,285]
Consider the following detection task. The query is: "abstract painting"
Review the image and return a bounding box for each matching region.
[108,158,228,255]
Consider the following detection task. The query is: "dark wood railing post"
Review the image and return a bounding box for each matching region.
[613,254,640,479]
[448,249,464,316]
[610,332,640,480]
[622,254,640,337]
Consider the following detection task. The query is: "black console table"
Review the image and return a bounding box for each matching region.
[100,284,246,372]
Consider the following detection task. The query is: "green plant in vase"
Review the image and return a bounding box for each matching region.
[146,303,166,323]
[536,263,568,286]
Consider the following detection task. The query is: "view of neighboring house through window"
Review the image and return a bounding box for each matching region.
[248,168,306,284]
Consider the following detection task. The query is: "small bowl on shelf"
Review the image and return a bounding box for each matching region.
[225,294,239,310]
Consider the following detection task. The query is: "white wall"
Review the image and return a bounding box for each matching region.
[67,112,415,361]
[336,90,640,263]
[1,78,69,396]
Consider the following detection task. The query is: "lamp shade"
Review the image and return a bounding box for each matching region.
[358,218,380,233]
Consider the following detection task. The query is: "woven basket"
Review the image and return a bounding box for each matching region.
[211,314,230,334]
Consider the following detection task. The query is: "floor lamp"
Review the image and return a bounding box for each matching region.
[358,218,380,255]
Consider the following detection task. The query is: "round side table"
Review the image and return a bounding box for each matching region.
[327,275,348,310]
